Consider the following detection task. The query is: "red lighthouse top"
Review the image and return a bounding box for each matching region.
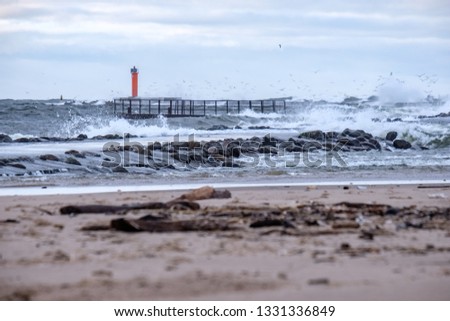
[131,66,138,97]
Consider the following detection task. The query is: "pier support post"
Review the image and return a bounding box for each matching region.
[272,100,276,112]
[203,100,206,116]
[158,100,161,114]
[226,100,229,113]
[215,101,217,115]
[261,100,264,113]
[238,100,240,113]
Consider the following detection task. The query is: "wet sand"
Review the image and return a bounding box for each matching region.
[0,184,449,300]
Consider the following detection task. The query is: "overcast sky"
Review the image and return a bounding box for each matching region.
[1,0,449,101]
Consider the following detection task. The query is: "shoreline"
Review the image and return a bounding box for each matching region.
[1,184,449,300]
[0,178,449,196]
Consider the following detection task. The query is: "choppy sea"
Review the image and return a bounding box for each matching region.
[1,95,449,191]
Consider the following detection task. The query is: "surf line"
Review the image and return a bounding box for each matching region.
[0,179,448,196]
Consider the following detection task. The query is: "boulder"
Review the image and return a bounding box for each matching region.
[385,131,398,141]
[299,130,325,141]
[0,134,12,143]
[65,157,81,166]
[258,146,278,154]
[9,163,26,169]
[207,125,230,131]
[393,139,412,149]
[262,134,277,147]
[112,166,129,173]
[39,154,59,161]
[76,134,88,140]
[65,150,86,158]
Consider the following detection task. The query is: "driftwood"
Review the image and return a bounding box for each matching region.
[175,186,231,201]
[60,186,230,215]
[60,202,167,215]
[249,219,297,229]
[57,186,449,236]
[110,217,235,233]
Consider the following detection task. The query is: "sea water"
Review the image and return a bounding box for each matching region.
[0,95,449,190]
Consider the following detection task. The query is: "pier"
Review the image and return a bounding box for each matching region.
[113,97,291,118]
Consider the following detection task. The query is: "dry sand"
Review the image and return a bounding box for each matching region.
[0,183,449,300]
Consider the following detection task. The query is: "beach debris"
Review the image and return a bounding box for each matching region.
[0,219,20,224]
[60,202,168,215]
[56,188,449,237]
[110,217,234,233]
[249,219,296,229]
[59,186,229,215]
[308,278,330,285]
[418,185,450,189]
[174,186,231,202]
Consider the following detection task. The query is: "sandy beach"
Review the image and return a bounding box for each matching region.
[0,183,449,300]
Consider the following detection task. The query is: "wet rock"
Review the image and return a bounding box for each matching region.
[205,141,224,155]
[112,166,128,173]
[326,131,340,139]
[102,161,121,168]
[93,134,122,140]
[148,141,162,151]
[14,137,31,143]
[8,163,26,169]
[223,159,241,167]
[368,139,382,150]
[240,141,259,154]
[173,150,190,163]
[65,157,81,166]
[386,131,398,141]
[299,130,325,141]
[0,134,12,143]
[258,146,278,154]
[64,150,86,158]
[76,133,88,140]
[39,154,60,161]
[303,141,323,150]
[393,139,412,149]
[207,125,230,131]
[248,126,270,130]
[225,141,241,157]
[342,129,367,138]
[262,134,277,147]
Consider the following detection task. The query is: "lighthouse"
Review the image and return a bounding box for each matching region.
[130,66,138,97]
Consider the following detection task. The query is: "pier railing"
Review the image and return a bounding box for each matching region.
[113,97,290,118]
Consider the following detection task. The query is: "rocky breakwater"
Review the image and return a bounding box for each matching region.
[0,128,424,177]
